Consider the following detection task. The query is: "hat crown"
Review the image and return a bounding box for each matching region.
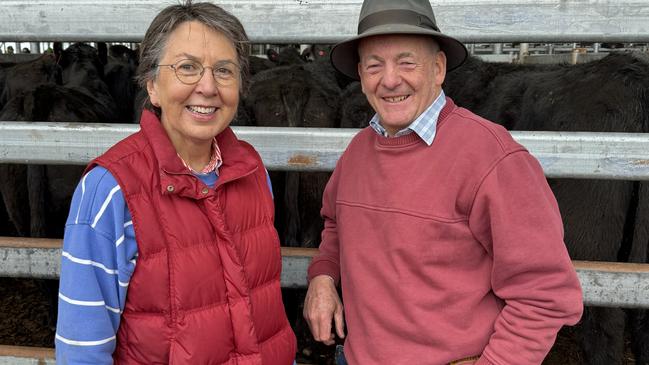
[330,0,468,80]
[359,0,438,34]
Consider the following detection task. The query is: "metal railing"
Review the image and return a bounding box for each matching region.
[2,122,649,179]
[2,1,649,44]
[1,123,649,310]
[1,237,648,309]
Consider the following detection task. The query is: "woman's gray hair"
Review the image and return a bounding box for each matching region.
[136,0,250,116]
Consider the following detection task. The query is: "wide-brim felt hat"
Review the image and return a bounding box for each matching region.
[331,0,468,80]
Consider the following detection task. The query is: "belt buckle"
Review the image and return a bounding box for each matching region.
[449,355,480,365]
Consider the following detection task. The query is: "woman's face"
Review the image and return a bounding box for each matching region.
[147,21,240,150]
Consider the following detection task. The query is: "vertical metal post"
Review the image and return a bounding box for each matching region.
[518,42,529,63]
[493,43,503,54]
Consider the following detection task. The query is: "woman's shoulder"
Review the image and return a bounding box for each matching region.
[82,166,121,195]
[68,166,126,227]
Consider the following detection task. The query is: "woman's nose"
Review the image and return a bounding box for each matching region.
[194,68,219,95]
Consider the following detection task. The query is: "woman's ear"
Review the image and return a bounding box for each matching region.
[147,80,160,107]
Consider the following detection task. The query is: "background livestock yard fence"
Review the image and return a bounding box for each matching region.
[2,0,649,364]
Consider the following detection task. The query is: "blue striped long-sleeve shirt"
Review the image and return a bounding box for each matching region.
[55,166,218,364]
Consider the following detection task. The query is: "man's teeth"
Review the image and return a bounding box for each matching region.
[187,106,216,114]
[385,95,408,102]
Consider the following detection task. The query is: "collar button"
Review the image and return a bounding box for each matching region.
[201,187,209,195]
[166,185,175,192]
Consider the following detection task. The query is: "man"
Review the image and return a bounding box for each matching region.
[303,1,584,364]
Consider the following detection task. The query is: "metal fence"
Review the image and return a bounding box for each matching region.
[2,1,649,44]
[1,123,649,310]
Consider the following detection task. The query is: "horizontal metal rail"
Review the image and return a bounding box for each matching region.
[2,122,649,179]
[0,345,55,365]
[1,237,648,309]
[2,1,649,43]
[0,345,310,365]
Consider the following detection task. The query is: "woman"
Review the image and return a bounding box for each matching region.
[55,2,297,364]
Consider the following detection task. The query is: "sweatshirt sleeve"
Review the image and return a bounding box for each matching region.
[55,166,138,365]
[307,154,343,284]
[468,150,583,365]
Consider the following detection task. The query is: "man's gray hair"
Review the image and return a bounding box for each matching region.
[136,0,250,115]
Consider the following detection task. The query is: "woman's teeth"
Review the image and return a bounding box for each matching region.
[187,106,216,114]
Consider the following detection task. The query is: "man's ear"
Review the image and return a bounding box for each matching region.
[147,80,160,107]
[357,62,367,94]
[435,51,447,86]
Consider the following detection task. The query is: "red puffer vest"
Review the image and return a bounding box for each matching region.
[88,110,296,364]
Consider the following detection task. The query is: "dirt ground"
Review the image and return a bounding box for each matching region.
[0,279,637,364]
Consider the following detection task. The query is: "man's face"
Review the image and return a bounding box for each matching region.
[358,34,446,136]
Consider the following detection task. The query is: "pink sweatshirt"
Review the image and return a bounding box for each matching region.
[308,99,583,365]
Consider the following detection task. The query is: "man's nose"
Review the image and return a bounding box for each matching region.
[381,64,402,89]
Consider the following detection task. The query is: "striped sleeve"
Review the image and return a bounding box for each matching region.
[55,166,137,365]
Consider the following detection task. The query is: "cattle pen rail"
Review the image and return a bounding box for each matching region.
[2,0,649,363]
[1,1,649,44]
[2,123,649,310]
[1,235,649,309]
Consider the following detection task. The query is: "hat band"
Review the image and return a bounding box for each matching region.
[358,9,440,34]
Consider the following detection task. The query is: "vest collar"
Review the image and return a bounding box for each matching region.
[139,110,258,198]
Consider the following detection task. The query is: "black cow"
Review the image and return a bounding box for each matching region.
[57,43,118,119]
[244,59,341,248]
[0,53,61,110]
[443,53,649,365]
[302,44,356,89]
[339,81,374,129]
[101,44,140,122]
[0,43,125,333]
[0,43,121,238]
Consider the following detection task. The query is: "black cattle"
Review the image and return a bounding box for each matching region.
[243,52,345,364]
[443,53,649,365]
[0,81,123,333]
[0,53,61,110]
[1,43,121,238]
[339,81,374,129]
[301,44,330,63]
[57,43,118,119]
[0,84,119,238]
[249,55,276,76]
[248,46,306,76]
[302,44,355,89]
[244,59,341,247]
[101,44,140,122]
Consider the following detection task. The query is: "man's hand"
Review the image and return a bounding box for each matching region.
[303,275,345,345]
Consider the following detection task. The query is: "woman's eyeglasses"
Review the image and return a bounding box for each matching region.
[155,59,240,86]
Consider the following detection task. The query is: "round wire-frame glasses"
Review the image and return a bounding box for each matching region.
[155,59,240,86]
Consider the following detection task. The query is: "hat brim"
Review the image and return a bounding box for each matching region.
[330,23,468,80]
